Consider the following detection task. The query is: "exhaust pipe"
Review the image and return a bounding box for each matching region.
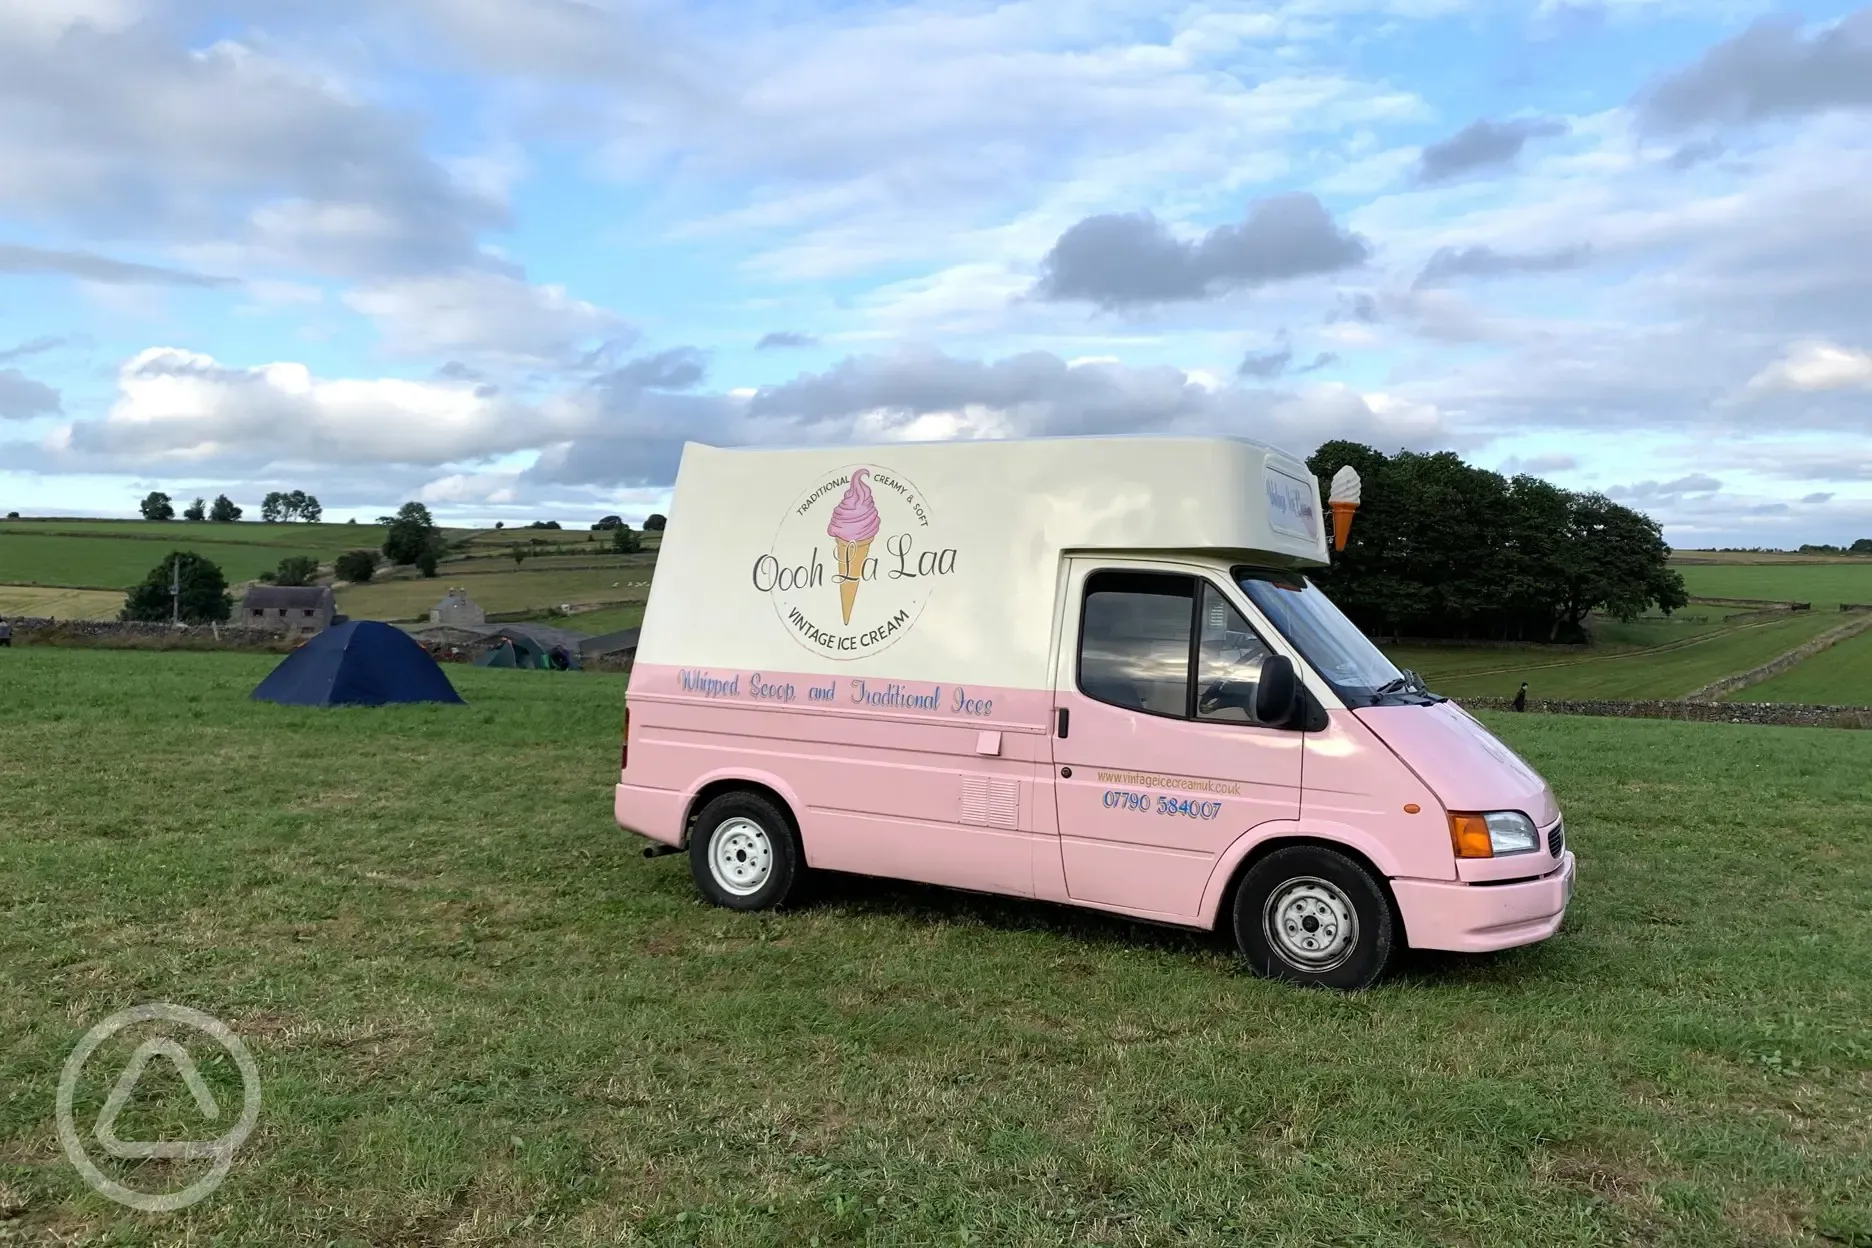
[642,843,682,859]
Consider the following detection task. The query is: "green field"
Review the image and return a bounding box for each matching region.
[1735,625,1872,704]
[1674,561,1872,606]
[0,522,393,590]
[337,559,655,621]
[1388,610,1850,700]
[0,650,1868,1245]
[0,519,393,547]
[0,585,122,620]
[518,601,647,634]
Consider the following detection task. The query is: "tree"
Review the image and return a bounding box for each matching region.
[4,511,17,520]
[182,497,207,521]
[644,514,667,532]
[1853,538,1872,554]
[274,555,320,587]
[611,525,642,555]
[140,491,175,522]
[260,489,323,521]
[1305,442,1686,644]
[334,550,377,583]
[121,552,231,624]
[416,548,439,577]
[381,501,442,567]
[210,494,242,522]
[509,546,530,567]
[527,520,562,530]
[593,515,624,530]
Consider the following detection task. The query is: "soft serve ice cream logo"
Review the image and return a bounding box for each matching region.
[752,465,957,661]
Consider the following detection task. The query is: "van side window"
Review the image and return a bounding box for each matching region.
[1196,581,1273,723]
[1078,571,1195,717]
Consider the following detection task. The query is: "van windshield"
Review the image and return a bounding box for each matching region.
[1235,569,1422,704]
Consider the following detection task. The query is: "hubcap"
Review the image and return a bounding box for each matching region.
[1263,876,1359,971]
[708,817,774,896]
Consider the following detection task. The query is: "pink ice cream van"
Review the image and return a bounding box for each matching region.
[615,436,1575,989]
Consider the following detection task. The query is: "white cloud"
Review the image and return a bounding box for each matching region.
[343,271,627,364]
[418,470,521,504]
[48,347,571,468]
[1737,341,1872,399]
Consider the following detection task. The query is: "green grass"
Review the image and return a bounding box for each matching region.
[1733,624,1872,705]
[1675,562,1872,606]
[1,649,1869,1245]
[0,519,392,548]
[518,602,647,635]
[338,562,654,621]
[1389,610,1848,700]
[0,523,392,590]
[0,585,122,620]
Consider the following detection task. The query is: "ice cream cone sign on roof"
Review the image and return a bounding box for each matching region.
[1329,465,1361,552]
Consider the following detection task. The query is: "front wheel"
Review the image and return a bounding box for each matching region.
[1231,846,1398,991]
[688,791,805,911]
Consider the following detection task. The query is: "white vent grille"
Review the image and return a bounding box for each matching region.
[960,777,1020,830]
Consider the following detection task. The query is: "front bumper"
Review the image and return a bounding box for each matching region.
[1392,851,1575,953]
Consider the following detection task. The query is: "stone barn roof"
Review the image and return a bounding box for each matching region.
[242,585,335,611]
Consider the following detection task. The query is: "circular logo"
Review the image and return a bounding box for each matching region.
[750,463,957,662]
[57,1003,262,1212]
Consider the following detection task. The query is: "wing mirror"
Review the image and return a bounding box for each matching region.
[1254,654,1301,726]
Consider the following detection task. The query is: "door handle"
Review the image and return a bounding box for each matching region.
[1055,707,1069,738]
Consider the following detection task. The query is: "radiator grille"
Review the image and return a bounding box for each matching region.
[960,777,1020,830]
[1547,820,1565,857]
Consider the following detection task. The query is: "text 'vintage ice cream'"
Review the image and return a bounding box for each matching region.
[1329,465,1361,552]
[827,469,882,624]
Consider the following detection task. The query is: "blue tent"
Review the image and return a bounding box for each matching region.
[251,620,465,707]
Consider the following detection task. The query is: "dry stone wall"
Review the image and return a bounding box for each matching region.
[1461,697,1872,729]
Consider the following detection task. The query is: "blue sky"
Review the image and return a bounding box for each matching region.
[2,0,1870,546]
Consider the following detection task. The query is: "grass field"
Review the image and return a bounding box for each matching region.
[1674,562,1872,606]
[337,560,655,621]
[1735,625,1872,704]
[0,585,122,620]
[1,649,1868,1245]
[0,519,392,548]
[1389,610,1850,700]
[0,522,393,590]
[520,602,648,634]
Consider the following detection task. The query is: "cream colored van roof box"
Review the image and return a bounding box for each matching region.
[638,435,1328,688]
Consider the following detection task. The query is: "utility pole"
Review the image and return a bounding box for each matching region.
[170,558,181,626]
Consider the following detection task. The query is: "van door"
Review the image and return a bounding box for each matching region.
[1048,561,1304,919]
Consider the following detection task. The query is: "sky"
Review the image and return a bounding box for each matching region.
[1,0,1870,547]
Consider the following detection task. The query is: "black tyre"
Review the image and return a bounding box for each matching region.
[688,791,804,911]
[1231,845,1398,991]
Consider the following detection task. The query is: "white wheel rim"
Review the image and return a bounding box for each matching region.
[707,817,774,896]
[1263,875,1359,972]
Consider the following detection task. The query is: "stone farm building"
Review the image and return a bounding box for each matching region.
[241,585,335,634]
[430,588,486,626]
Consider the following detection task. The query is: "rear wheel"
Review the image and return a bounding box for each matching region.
[688,791,804,911]
[1232,845,1398,990]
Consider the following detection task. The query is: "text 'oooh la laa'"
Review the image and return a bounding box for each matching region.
[751,533,958,592]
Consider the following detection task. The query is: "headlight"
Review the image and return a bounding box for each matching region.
[1449,810,1540,858]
